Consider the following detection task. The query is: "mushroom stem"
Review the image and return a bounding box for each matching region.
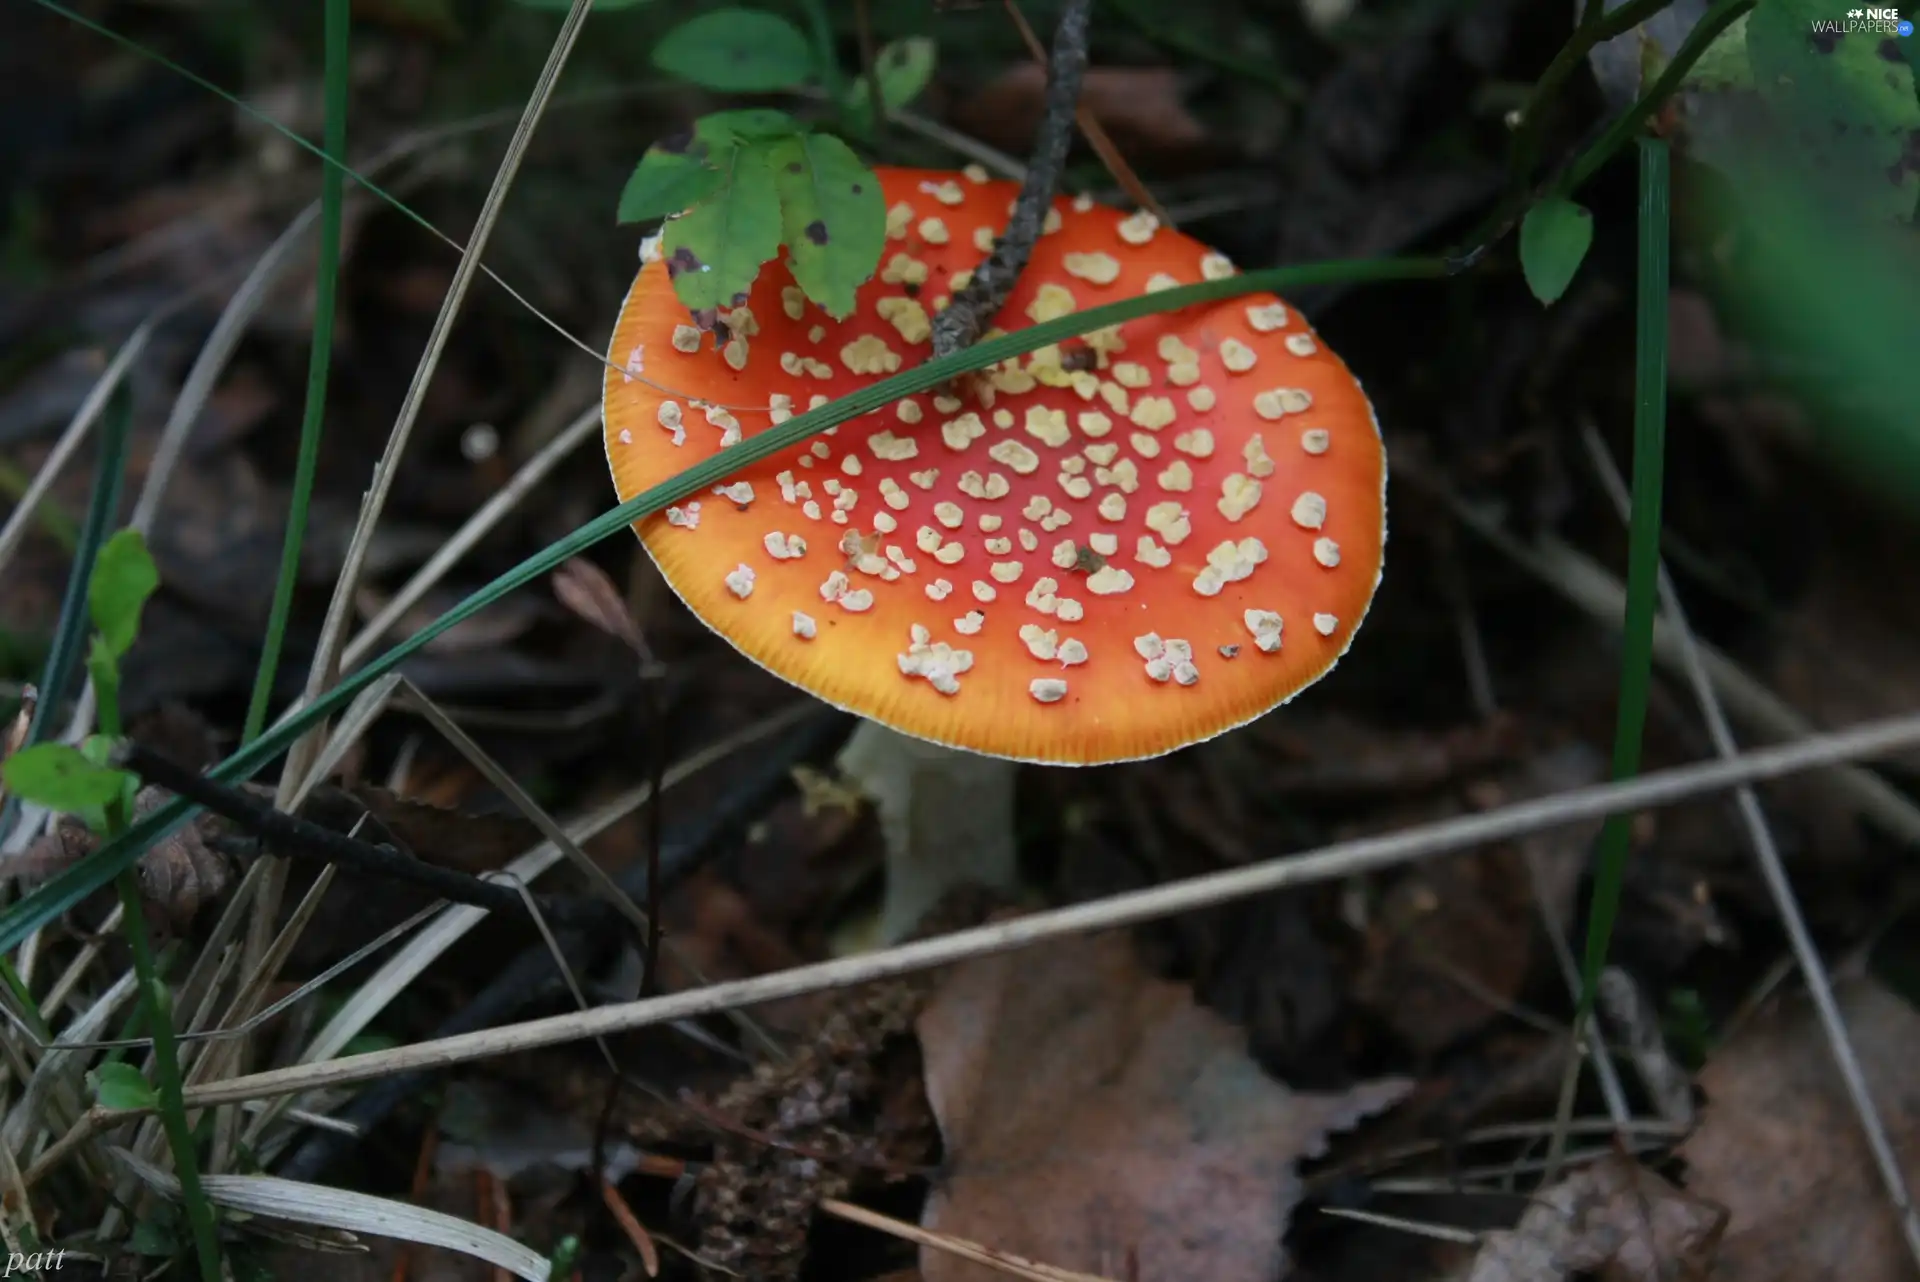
[835,719,1019,942]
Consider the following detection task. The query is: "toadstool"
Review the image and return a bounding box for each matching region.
[604,167,1384,940]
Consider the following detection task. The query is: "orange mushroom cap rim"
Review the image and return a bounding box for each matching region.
[603,166,1386,766]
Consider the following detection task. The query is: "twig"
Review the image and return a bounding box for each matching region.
[265,0,603,1011]
[931,0,1094,359]
[1395,451,1920,847]
[271,710,839,1184]
[1579,422,1920,1271]
[1316,1206,1480,1246]
[819,1197,1119,1282]
[1000,0,1166,223]
[110,741,609,928]
[1596,967,1692,1126]
[179,711,1920,1110]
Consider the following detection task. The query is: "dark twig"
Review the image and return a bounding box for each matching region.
[929,0,1095,360]
[275,710,848,1184]
[112,740,608,927]
[1001,0,1166,224]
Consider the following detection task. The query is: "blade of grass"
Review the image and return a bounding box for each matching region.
[112,902,221,1279]
[1579,135,1670,1018]
[0,386,134,846]
[301,0,597,705]
[17,387,131,753]
[0,253,1450,954]
[240,0,350,744]
[1549,135,1670,1169]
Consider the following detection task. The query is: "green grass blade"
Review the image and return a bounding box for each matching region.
[115,900,223,1281]
[19,386,132,752]
[0,253,1450,953]
[242,0,350,743]
[1577,136,1671,1018]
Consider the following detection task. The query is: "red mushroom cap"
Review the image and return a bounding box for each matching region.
[603,166,1384,765]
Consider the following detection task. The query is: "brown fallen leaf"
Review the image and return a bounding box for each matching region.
[951,66,1211,168]
[916,928,1412,1282]
[552,556,651,659]
[1679,978,1920,1282]
[1462,1152,1725,1282]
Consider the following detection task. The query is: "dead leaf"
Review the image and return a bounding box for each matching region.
[1462,1152,1725,1281]
[6,786,233,939]
[1679,978,1920,1282]
[1353,743,1604,1054]
[552,557,650,658]
[915,929,1412,1281]
[952,66,1211,167]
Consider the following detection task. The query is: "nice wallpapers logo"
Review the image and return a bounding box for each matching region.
[1817,6,1916,34]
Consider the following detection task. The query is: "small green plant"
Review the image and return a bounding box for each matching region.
[619,10,937,318]
[0,527,224,1282]
[2,528,155,823]
[91,1059,161,1111]
[1519,196,1595,305]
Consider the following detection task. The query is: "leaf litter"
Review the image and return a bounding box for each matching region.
[8,3,1920,1281]
[916,925,1413,1282]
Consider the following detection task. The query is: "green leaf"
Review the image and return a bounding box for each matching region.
[88,528,158,659]
[619,147,730,224]
[1518,197,1594,305]
[653,9,815,92]
[767,132,885,319]
[93,1060,160,1110]
[847,36,938,120]
[618,111,806,225]
[1744,0,1920,221]
[128,1216,179,1258]
[698,108,804,142]
[661,139,784,315]
[2,743,133,811]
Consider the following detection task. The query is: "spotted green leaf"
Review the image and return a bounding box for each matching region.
[1745,0,1920,221]
[653,9,815,92]
[619,146,729,224]
[89,528,158,660]
[1519,197,1594,305]
[767,133,885,319]
[620,110,808,224]
[661,139,783,316]
[2,742,132,812]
